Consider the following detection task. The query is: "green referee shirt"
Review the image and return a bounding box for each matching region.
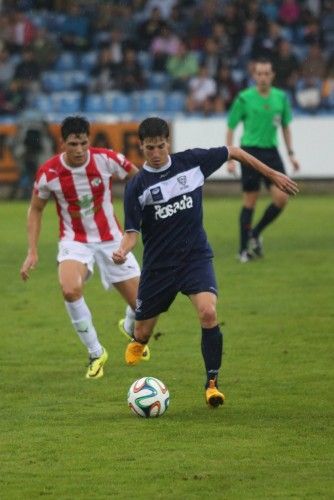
[227,86,292,148]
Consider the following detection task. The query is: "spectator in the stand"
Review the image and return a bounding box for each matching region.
[89,46,119,93]
[9,111,55,199]
[300,43,327,81]
[273,39,299,94]
[0,80,26,115]
[137,6,166,50]
[200,37,224,79]
[7,10,36,52]
[115,47,145,93]
[169,4,189,38]
[261,0,279,22]
[238,20,262,70]
[188,0,218,49]
[211,22,232,61]
[59,4,90,51]
[322,2,334,49]
[295,43,326,112]
[214,64,240,112]
[279,0,301,36]
[0,46,15,87]
[186,64,217,115]
[143,0,177,20]
[108,28,125,65]
[302,18,323,46]
[221,2,244,53]
[246,0,268,34]
[259,21,283,59]
[13,48,41,92]
[32,27,60,70]
[166,39,199,91]
[150,24,181,72]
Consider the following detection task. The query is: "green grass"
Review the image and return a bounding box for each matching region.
[1,195,333,499]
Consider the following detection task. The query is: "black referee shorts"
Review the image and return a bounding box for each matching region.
[240,146,285,192]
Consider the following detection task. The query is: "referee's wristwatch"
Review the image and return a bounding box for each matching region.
[288,150,294,156]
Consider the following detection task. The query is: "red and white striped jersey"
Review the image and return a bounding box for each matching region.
[34,147,133,243]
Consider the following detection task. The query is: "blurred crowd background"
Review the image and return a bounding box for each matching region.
[0,0,334,118]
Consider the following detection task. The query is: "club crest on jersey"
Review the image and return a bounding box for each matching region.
[150,186,163,202]
[91,177,102,187]
[177,175,188,189]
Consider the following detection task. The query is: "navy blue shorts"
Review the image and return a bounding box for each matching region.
[135,258,218,320]
[241,146,285,192]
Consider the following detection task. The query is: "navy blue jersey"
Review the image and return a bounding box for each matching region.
[124,147,229,270]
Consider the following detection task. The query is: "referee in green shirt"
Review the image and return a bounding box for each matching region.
[226,58,300,262]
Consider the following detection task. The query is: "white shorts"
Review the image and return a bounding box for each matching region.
[57,240,140,290]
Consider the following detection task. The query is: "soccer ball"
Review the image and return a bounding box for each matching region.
[127,376,170,418]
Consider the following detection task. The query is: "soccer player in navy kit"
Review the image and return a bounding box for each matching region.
[112,117,298,407]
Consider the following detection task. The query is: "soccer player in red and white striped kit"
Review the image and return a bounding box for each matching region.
[20,116,149,379]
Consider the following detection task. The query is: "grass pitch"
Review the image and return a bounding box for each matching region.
[1,195,333,499]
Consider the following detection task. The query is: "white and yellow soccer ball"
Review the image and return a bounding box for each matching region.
[127,377,170,418]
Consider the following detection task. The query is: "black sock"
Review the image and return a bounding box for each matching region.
[201,325,223,387]
[252,203,282,237]
[240,207,253,252]
[133,334,148,345]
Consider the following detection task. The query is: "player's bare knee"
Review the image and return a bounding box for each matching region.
[61,285,83,302]
[198,305,217,326]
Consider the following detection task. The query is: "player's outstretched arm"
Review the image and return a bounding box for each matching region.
[112,231,139,265]
[228,146,299,195]
[20,194,48,281]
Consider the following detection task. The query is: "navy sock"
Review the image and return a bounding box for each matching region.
[252,203,282,237]
[240,207,253,252]
[201,325,223,387]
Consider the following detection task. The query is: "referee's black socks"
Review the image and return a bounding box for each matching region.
[252,203,282,237]
[240,206,254,252]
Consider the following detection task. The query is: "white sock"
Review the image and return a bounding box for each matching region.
[65,297,103,359]
[124,305,135,336]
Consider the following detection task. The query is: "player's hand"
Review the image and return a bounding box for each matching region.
[112,249,127,265]
[227,160,237,176]
[272,171,299,195]
[290,155,300,172]
[20,252,38,281]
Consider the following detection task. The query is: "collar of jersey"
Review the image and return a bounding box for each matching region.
[60,150,91,171]
[143,156,171,173]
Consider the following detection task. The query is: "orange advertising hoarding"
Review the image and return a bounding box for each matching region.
[0,122,145,183]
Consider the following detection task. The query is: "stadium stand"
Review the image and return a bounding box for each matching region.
[0,0,333,121]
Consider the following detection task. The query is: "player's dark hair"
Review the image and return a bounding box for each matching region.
[61,116,90,140]
[138,117,169,142]
[255,56,273,67]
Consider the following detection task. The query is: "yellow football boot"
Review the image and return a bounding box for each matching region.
[205,379,225,407]
[86,348,108,379]
[119,319,150,361]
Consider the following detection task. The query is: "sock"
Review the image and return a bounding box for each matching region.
[240,207,253,253]
[252,203,282,237]
[201,325,223,387]
[124,305,135,336]
[65,297,103,359]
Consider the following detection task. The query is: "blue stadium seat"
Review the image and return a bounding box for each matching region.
[132,91,165,113]
[54,51,78,71]
[137,51,153,71]
[164,92,186,113]
[80,51,99,71]
[84,94,105,113]
[148,72,171,90]
[50,91,82,113]
[103,92,132,113]
[41,71,68,92]
[32,94,52,113]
